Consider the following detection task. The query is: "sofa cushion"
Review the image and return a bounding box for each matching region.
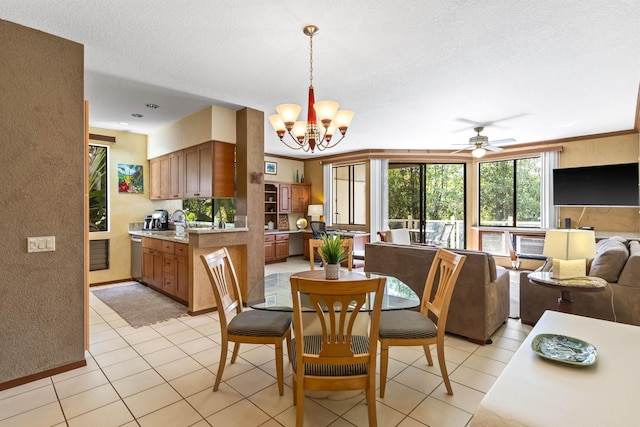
[588,238,629,282]
[618,241,640,286]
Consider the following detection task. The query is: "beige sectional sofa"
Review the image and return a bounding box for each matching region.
[520,237,640,326]
[364,242,510,344]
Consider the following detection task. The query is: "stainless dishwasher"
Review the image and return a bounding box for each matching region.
[130,235,143,282]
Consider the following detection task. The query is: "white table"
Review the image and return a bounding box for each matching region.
[472,311,640,426]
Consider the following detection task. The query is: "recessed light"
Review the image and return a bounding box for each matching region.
[131,113,144,118]
[146,103,159,109]
[119,122,130,126]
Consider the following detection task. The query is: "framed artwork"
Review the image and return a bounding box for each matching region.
[265,161,277,175]
[117,163,144,193]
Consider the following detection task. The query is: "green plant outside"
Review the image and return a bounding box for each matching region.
[320,234,347,265]
[88,145,108,232]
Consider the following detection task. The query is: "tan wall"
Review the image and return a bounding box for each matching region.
[557,133,640,232]
[0,19,85,384]
[87,128,179,284]
[303,159,324,205]
[147,105,236,158]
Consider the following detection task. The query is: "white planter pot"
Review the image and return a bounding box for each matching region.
[325,263,340,280]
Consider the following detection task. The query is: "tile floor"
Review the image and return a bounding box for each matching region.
[0,256,531,427]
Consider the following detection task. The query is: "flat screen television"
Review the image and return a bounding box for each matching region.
[553,162,640,207]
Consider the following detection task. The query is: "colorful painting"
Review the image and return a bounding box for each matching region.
[118,164,143,193]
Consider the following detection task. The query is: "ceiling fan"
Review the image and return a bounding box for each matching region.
[451,127,516,158]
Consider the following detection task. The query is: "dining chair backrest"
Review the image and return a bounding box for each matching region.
[308,238,353,271]
[289,275,386,426]
[384,228,411,245]
[200,247,242,326]
[310,221,327,239]
[421,248,466,327]
[200,247,292,396]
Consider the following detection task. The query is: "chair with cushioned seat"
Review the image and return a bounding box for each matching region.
[378,248,466,397]
[289,274,386,426]
[200,247,292,395]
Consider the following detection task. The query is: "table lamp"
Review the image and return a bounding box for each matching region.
[307,204,324,222]
[543,229,596,279]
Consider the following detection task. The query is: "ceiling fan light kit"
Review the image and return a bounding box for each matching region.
[451,126,516,157]
[269,25,354,153]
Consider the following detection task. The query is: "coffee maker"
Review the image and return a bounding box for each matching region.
[143,209,169,230]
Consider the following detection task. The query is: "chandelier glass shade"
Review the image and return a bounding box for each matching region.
[269,25,354,153]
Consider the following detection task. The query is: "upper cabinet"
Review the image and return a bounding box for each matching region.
[279,183,292,213]
[291,184,310,213]
[149,141,235,200]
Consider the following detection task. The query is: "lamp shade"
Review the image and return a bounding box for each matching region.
[307,204,324,217]
[543,229,596,260]
[472,147,487,158]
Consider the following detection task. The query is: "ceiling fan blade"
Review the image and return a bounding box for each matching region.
[485,145,504,152]
[450,146,472,155]
[488,138,516,145]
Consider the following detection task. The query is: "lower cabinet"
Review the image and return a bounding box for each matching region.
[265,233,289,264]
[142,237,188,304]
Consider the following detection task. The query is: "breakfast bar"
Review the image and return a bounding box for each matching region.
[472,311,640,426]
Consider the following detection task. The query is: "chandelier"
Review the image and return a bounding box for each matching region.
[269,25,354,153]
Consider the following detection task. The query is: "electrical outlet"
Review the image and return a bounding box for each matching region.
[27,236,56,253]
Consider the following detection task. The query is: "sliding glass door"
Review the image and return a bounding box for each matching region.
[388,162,466,248]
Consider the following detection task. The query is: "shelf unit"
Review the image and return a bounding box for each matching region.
[264,182,278,230]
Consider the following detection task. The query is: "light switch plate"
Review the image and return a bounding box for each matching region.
[27,236,56,253]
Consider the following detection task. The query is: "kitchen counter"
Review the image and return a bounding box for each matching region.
[130,227,249,242]
[130,227,249,315]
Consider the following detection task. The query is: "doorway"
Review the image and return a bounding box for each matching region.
[388,163,466,248]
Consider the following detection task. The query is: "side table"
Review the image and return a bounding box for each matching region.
[528,271,606,314]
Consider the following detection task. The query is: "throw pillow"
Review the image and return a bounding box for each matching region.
[589,238,629,282]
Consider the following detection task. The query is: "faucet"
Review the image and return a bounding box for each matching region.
[171,210,187,234]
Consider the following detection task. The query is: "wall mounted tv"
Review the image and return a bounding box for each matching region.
[553,162,640,207]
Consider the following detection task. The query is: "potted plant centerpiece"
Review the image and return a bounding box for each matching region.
[320,233,347,279]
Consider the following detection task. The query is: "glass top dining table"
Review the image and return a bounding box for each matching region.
[249,270,420,312]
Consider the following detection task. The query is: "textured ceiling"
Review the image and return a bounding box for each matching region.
[2,1,639,158]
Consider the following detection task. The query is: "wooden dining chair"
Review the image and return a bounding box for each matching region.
[289,275,386,426]
[200,247,292,395]
[308,238,353,271]
[378,248,466,397]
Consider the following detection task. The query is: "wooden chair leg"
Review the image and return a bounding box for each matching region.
[286,331,292,363]
[214,338,228,391]
[379,341,389,398]
[437,340,453,395]
[423,344,433,366]
[295,374,305,426]
[367,373,378,426]
[275,339,284,396]
[230,341,240,363]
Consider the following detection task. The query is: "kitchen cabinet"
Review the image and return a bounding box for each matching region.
[142,237,188,303]
[265,233,289,263]
[149,157,162,200]
[149,140,235,200]
[279,183,292,213]
[175,246,189,302]
[275,234,290,260]
[291,184,310,213]
[168,151,183,199]
[142,238,165,287]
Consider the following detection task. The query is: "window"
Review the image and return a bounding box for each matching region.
[88,144,108,232]
[388,162,466,247]
[479,157,541,227]
[332,163,366,225]
[182,198,236,223]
